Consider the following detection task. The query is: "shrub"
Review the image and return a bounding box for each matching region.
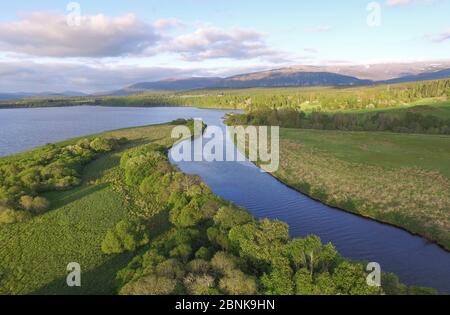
[187,259,212,275]
[211,251,239,276]
[89,138,117,153]
[155,259,185,280]
[20,196,49,214]
[213,206,254,230]
[0,207,30,224]
[219,270,257,295]
[183,273,216,295]
[101,220,149,254]
[120,275,179,295]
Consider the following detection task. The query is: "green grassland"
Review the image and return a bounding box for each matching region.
[271,129,450,250]
[0,124,177,294]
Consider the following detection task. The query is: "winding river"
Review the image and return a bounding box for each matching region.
[1,106,449,293]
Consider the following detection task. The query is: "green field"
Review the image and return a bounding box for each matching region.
[271,129,450,250]
[0,124,176,294]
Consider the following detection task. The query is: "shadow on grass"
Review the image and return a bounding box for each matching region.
[31,252,135,295]
[31,210,172,295]
[44,183,108,211]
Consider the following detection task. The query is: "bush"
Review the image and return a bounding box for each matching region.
[183,273,216,295]
[101,220,149,254]
[0,207,30,224]
[211,251,239,276]
[19,196,49,214]
[213,206,254,230]
[219,269,257,295]
[155,259,185,280]
[120,275,179,295]
[89,138,118,153]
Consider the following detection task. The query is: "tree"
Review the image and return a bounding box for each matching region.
[332,261,382,295]
[184,273,217,295]
[260,257,294,295]
[228,219,289,269]
[101,230,123,254]
[101,220,149,254]
[119,275,180,295]
[19,195,49,214]
[213,206,254,230]
[211,251,239,276]
[155,259,185,280]
[294,268,315,295]
[219,270,257,295]
[302,235,323,278]
[0,207,30,224]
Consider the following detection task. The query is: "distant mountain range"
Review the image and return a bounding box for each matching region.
[119,62,450,94]
[2,62,450,100]
[124,71,371,93]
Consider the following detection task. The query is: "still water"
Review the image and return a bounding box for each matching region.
[1,106,449,293]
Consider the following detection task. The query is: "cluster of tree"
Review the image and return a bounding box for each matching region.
[151,78,450,111]
[0,137,126,224]
[102,144,436,295]
[4,79,449,113]
[225,107,450,135]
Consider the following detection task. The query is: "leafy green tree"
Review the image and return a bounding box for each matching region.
[219,269,257,295]
[213,206,254,230]
[120,275,180,295]
[211,251,239,276]
[101,220,149,254]
[183,273,216,295]
[0,207,30,224]
[332,261,382,295]
[155,259,185,280]
[294,268,315,295]
[260,257,294,295]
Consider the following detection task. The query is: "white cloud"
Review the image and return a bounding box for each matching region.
[0,61,198,93]
[429,29,450,42]
[153,18,186,30]
[0,12,161,58]
[386,0,414,6]
[0,12,286,63]
[386,0,437,6]
[161,26,283,61]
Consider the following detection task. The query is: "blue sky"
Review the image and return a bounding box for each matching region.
[0,0,449,92]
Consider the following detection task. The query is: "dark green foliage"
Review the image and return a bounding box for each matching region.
[0,137,125,223]
[226,105,450,135]
[101,219,150,254]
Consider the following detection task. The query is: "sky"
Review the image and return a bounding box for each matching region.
[0,0,449,93]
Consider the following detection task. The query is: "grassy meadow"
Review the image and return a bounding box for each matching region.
[0,124,176,294]
[271,129,450,250]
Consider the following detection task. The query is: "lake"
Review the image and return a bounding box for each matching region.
[1,105,449,293]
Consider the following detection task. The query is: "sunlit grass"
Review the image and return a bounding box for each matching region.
[0,124,176,294]
[273,129,450,250]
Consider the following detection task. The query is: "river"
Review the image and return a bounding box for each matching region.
[1,106,449,293]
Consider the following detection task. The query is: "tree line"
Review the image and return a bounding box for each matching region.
[225,106,450,135]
